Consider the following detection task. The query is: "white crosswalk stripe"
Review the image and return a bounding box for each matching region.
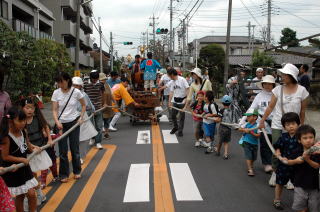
[123,164,150,202]
[169,163,203,201]
[136,130,151,144]
[162,130,179,144]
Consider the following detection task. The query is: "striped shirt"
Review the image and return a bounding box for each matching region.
[83,80,105,110]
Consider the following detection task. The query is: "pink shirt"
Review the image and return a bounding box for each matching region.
[0,91,11,123]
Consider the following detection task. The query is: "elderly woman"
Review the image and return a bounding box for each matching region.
[184,68,212,109]
[52,72,86,182]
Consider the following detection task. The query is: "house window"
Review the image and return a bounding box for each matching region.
[0,0,8,19]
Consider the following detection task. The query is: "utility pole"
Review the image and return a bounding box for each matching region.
[224,0,232,93]
[195,39,198,68]
[247,21,251,55]
[182,19,186,71]
[251,25,256,54]
[172,28,175,67]
[267,0,271,47]
[98,17,103,73]
[152,14,156,53]
[75,0,81,70]
[110,32,114,72]
[146,29,149,53]
[169,0,173,66]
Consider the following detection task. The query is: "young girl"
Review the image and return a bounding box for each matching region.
[191,91,205,147]
[20,97,55,204]
[202,91,219,154]
[0,106,39,212]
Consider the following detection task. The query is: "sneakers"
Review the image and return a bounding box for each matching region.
[205,146,213,154]
[80,158,84,165]
[96,143,103,149]
[247,169,255,177]
[104,133,111,140]
[89,139,95,146]
[273,200,284,210]
[170,128,178,134]
[264,165,273,174]
[201,142,210,148]
[286,180,294,190]
[108,126,118,132]
[269,172,276,187]
[194,141,200,147]
[36,189,46,206]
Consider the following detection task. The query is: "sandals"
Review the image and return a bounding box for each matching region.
[223,155,229,160]
[74,174,81,180]
[273,200,284,210]
[60,178,68,183]
[247,169,255,177]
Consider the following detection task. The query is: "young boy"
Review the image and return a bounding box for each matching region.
[191,91,205,147]
[202,91,219,154]
[281,125,320,212]
[216,95,233,159]
[239,108,260,176]
[272,112,301,210]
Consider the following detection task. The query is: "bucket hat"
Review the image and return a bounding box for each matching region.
[256,67,264,72]
[277,63,299,82]
[99,73,107,81]
[256,75,276,89]
[190,68,202,79]
[72,77,84,86]
[221,95,232,104]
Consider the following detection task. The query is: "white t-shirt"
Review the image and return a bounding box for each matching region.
[240,90,273,134]
[271,85,309,130]
[168,76,189,104]
[160,74,172,96]
[203,103,217,124]
[51,88,84,123]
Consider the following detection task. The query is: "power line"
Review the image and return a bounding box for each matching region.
[239,0,262,28]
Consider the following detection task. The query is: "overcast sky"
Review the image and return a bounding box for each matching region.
[91,0,320,57]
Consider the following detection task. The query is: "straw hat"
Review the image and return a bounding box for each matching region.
[190,68,202,79]
[99,73,107,81]
[256,75,276,89]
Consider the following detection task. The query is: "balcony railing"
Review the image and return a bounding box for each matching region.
[12,19,53,40]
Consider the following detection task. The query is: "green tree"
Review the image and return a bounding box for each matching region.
[198,44,225,83]
[0,20,72,100]
[252,50,275,67]
[279,27,299,47]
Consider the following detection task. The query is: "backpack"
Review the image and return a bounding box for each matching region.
[207,102,219,115]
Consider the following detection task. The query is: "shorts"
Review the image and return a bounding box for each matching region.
[243,142,258,161]
[144,80,155,89]
[275,164,294,185]
[203,123,216,138]
[193,121,203,138]
[292,187,320,212]
[218,125,231,143]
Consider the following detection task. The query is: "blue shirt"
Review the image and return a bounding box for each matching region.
[243,122,259,145]
[140,59,161,80]
[107,78,121,88]
[274,133,299,159]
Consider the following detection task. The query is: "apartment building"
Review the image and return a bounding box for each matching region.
[0,0,55,39]
[40,0,94,68]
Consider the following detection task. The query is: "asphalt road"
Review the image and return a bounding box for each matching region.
[40,107,296,212]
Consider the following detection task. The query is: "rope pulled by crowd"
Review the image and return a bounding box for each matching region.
[169,106,320,164]
[0,105,114,175]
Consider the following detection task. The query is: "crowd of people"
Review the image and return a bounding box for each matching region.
[0,54,319,212]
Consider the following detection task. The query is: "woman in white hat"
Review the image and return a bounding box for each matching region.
[259,64,309,190]
[72,77,97,164]
[240,75,276,174]
[185,68,212,109]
